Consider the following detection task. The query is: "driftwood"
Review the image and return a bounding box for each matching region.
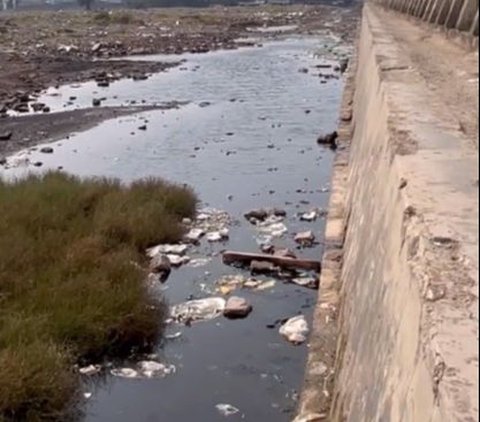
[222,250,321,272]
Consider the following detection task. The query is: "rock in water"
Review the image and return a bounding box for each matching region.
[317,131,338,149]
[149,254,171,281]
[223,296,252,319]
[294,231,315,246]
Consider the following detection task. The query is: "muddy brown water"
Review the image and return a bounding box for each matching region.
[2,37,345,421]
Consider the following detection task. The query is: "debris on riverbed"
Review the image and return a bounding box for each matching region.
[279,315,309,345]
[78,364,101,376]
[138,361,176,378]
[316,131,338,149]
[216,274,277,294]
[244,207,287,224]
[170,297,226,323]
[291,276,319,290]
[216,403,240,417]
[294,231,316,247]
[147,244,189,257]
[223,251,321,272]
[206,229,229,242]
[110,361,176,379]
[195,208,233,233]
[187,257,211,268]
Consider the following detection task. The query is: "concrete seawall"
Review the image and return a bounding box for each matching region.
[296,3,478,421]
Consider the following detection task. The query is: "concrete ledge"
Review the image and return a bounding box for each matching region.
[294,33,358,422]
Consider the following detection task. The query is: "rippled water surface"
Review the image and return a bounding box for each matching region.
[2,37,343,422]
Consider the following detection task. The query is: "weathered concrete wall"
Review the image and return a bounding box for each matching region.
[296,3,478,422]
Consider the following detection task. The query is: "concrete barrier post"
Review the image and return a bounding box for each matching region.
[436,0,454,24]
[456,0,479,30]
[470,9,479,34]
[427,0,445,21]
[445,0,466,27]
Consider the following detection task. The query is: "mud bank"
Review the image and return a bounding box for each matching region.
[297,3,478,421]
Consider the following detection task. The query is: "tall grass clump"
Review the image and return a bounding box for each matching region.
[0,171,197,421]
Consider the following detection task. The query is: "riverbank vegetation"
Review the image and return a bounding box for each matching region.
[0,171,196,421]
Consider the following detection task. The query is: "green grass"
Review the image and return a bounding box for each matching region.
[0,172,197,421]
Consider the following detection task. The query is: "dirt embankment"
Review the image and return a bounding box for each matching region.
[0,6,358,111]
[0,5,360,158]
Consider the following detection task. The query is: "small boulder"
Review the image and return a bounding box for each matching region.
[317,131,338,149]
[223,296,252,319]
[40,146,54,154]
[149,254,171,281]
[0,131,12,141]
[294,231,315,246]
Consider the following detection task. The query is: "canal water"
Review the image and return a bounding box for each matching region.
[2,36,344,421]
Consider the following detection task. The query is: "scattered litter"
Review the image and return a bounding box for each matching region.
[257,220,288,237]
[110,368,139,378]
[187,258,211,268]
[195,208,232,233]
[137,361,176,378]
[254,279,276,290]
[245,208,286,224]
[279,315,309,345]
[216,403,240,417]
[147,244,188,257]
[184,228,205,242]
[216,274,246,295]
[165,331,182,340]
[83,392,93,399]
[291,277,318,289]
[167,254,190,267]
[206,229,229,242]
[79,364,101,376]
[171,297,226,323]
[300,211,317,222]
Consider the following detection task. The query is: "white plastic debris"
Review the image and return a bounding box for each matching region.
[110,368,139,378]
[83,392,93,399]
[206,229,229,242]
[167,254,190,267]
[279,315,309,345]
[146,244,188,257]
[215,403,240,416]
[185,228,205,242]
[165,331,182,340]
[137,361,176,378]
[257,222,288,237]
[79,364,101,376]
[291,277,318,289]
[187,258,211,268]
[170,297,226,323]
[300,210,317,222]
